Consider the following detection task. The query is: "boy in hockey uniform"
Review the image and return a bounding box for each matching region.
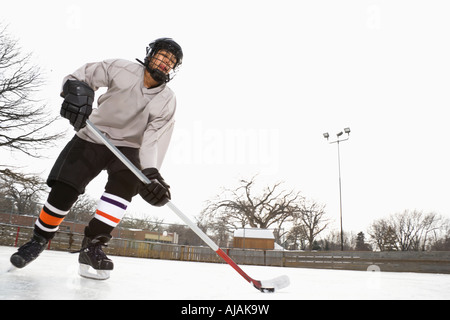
[10,38,183,279]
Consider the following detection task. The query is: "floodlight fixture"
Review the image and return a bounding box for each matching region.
[322,126,352,251]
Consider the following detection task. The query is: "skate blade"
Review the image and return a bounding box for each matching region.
[78,264,110,280]
[1,264,17,275]
[7,265,18,273]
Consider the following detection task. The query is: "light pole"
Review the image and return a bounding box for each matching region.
[323,127,351,251]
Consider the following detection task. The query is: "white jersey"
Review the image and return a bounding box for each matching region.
[62,59,176,170]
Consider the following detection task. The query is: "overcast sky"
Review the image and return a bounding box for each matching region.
[2,0,450,234]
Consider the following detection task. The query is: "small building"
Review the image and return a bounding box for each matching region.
[144,231,178,244]
[233,228,275,250]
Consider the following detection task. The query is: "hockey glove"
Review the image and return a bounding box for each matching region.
[61,80,94,131]
[139,168,171,207]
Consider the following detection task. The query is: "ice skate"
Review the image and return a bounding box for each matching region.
[10,232,48,268]
[77,233,114,280]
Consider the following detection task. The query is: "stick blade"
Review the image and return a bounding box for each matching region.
[256,275,290,293]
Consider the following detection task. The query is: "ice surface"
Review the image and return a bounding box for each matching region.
[1,246,449,300]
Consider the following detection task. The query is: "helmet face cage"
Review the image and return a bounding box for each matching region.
[145,38,183,83]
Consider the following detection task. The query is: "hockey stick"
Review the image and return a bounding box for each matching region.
[85,120,290,292]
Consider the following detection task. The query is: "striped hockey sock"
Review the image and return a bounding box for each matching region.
[35,202,70,239]
[94,192,130,228]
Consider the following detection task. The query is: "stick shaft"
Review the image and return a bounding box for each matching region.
[86,120,149,184]
[85,120,259,287]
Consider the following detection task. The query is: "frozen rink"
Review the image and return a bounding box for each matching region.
[1,246,449,300]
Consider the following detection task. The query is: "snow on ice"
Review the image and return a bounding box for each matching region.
[1,246,449,300]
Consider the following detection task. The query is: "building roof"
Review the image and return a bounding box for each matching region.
[233,228,275,239]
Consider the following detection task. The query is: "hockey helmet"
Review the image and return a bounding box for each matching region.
[137,38,183,83]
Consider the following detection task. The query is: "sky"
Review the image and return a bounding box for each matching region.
[2,0,450,235]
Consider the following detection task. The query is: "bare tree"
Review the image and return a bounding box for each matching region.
[293,199,330,250]
[285,224,308,250]
[198,214,232,247]
[368,218,397,251]
[0,169,48,215]
[319,230,354,251]
[65,193,97,223]
[0,24,63,161]
[120,214,165,231]
[200,176,302,234]
[431,224,450,251]
[393,210,442,251]
[368,210,446,251]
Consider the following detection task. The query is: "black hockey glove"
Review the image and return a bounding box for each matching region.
[139,168,171,207]
[60,80,94,131]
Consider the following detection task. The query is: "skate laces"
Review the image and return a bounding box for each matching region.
[71,235,110,257]
[89,240,109,259]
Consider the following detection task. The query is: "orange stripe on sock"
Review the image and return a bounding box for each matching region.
[39,209,65,226]
[96,209,121,224]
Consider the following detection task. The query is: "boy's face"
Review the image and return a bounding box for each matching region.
[149,50,177,74]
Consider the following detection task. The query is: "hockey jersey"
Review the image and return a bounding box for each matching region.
[62,59,176,171]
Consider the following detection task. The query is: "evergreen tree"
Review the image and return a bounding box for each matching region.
[355,231,371,251]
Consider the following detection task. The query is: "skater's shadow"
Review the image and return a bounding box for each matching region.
[65,265,112,299]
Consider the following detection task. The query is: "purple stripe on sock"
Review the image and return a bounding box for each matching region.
[100,195,128,210]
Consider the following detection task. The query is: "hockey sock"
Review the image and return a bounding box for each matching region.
[34,182,79,240]
[86,192,130,236]
[85,218,114,238]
